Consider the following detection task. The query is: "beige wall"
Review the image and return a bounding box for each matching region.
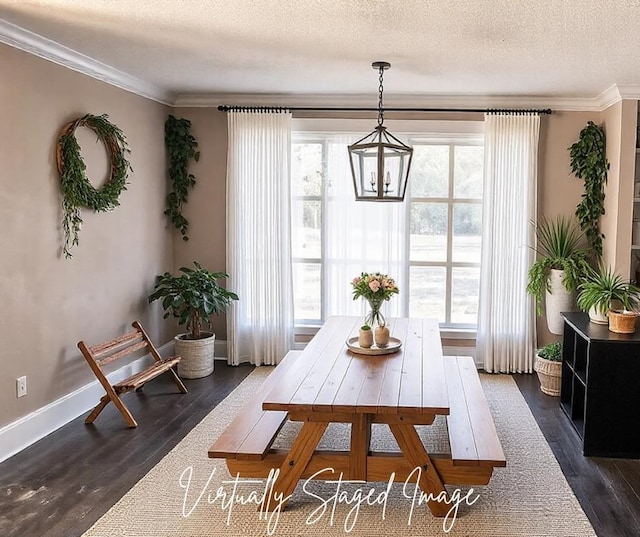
[536,110,603,346]
[0,44,172,426]
[601,99,638,277]
[171,108,229,339]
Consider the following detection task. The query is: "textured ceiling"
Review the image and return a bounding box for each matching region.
[2,0,640,100]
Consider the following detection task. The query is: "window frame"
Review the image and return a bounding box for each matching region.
[291,136,327,324]
[405,139,484,330]
[291,119,484,335]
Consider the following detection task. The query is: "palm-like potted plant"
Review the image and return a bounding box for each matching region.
[526,216,591,335]
[148,262,238,378]
[577,264,640,325]
[534,341,562,396]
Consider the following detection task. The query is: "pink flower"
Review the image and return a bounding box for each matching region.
[368,280,381,292]
[352,277,361,285]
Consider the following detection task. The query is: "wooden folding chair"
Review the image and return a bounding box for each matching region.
[78,321,187,427]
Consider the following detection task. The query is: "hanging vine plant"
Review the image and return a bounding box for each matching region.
[164,115,200,241]
[56,113,132,258]
[568,121,609,258]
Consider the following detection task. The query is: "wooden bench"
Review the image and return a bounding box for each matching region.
[445,355,506,468]
[78,321,187,428]
[208,350,300,461]
[210,353,505,489]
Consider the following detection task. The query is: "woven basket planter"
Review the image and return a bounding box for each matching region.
[174,332,215,379]
[534,354,562,397]
[608,310,639,334]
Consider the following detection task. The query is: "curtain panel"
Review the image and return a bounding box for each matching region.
[226,111,294,366]
[477,113,540,373]
[323,136,406,320]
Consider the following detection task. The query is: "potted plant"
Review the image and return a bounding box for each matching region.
[148,262,238,378]
[526,216,591,335]
[358,325,373,348]
[577,264,639,325]
[534,342,562,396]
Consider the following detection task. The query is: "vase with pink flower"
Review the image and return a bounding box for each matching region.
[351,272,399,347]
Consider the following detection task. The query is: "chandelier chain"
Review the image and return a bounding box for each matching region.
[377,66,384,126]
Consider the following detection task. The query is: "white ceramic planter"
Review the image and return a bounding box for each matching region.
[545,269,576,335]
[588,305,608,325]
[174,332,215,379]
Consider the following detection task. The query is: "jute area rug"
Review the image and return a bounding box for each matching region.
[84,367,596,537]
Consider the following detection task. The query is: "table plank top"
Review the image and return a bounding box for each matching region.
[262,316,449,416]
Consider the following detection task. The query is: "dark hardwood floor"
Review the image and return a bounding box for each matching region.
[0,363,253,537]
[514,373,640,537]
[2,365,640,537]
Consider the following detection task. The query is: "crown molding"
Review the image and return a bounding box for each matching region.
[596,84,623,110]
[174,91,607,112]
[2,18,636,113]
[0,19,174,106]
[615,85,640,101]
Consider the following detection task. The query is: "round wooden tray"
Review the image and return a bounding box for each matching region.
[346,336,402,356]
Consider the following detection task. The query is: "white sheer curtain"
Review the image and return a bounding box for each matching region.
[477,113,539,373]
[324,136,406,320]
[226,111,294,366]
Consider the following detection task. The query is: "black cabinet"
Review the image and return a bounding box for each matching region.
[560,312,640,457]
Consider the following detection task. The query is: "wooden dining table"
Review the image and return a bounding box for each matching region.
[211,315,506,517]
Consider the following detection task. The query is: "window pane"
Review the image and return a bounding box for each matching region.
[292,200,321,258]
[292,143,323,196]
[293,263,321,321]
[452,204,482,263]
[410,203,448,262]
[409,145,449,198]
[454,146,484,199]
[451,267,480,324]
[409,266,446,321]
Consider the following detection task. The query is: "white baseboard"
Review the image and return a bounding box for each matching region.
[0,342,175,464]
[214,339,228,358]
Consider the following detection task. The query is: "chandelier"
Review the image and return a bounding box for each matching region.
[348,61,413,201]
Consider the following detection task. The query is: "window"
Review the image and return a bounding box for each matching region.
[408,143,483,325]
[291,141,324,323]
[291,120,484,330]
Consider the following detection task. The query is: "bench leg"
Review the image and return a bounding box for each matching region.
[168,367,188,394]
[262,421,328,513]
[389,423,450,517]
[85,395,111,424]
[112,395,138,428]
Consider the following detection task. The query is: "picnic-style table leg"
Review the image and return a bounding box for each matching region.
[349,413,372,480]
[389,423,451,517]
[262,421,328,512]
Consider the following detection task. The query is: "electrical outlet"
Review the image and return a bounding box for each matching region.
[16,376,27,398]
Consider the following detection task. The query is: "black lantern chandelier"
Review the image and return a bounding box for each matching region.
[348,61,413,202]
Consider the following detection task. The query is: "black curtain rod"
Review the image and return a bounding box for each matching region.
[217,105,552,115]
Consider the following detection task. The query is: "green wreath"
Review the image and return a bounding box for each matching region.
[56,113,132,258]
